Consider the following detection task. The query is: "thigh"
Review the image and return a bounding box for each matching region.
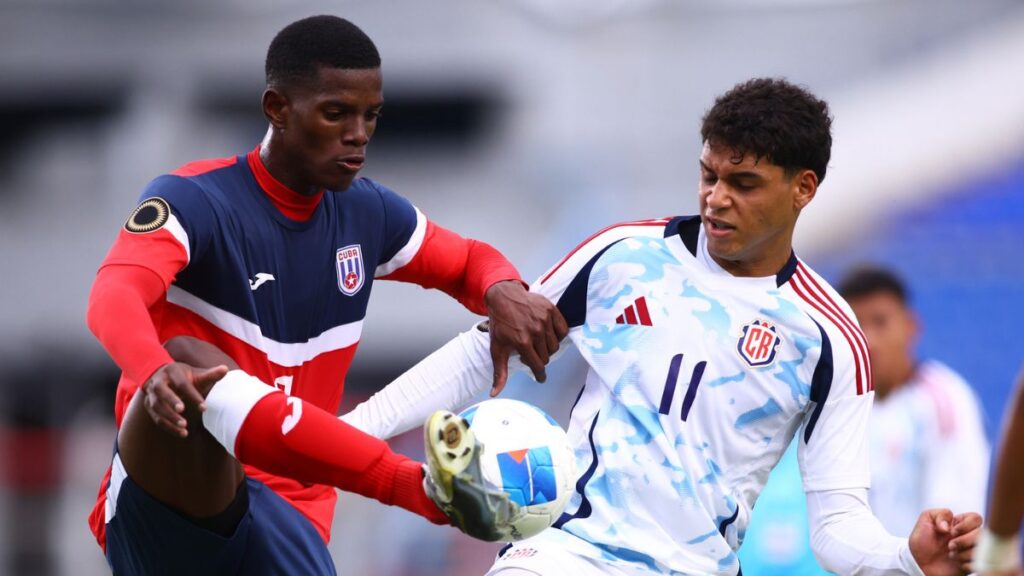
[237,478,336,576]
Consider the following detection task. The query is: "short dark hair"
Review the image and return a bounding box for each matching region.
[701,78,833,183]
[265,15,381,89]
[837,265,909,304]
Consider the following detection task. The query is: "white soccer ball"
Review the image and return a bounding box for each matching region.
[459,398,577,541]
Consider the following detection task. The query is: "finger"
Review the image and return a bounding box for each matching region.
[188,365,230,410]
[551,306,569,340]
[951,512,982,536]
[544,315,561,356]
[949,530,978,551]
[153,380,186,414]
[518,345,547,383]
[146,395,188,436]
[491,347,510,397]
[926,508,954,533]
[171,377,207,412]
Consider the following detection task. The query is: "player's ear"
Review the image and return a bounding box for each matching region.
[262,87,289,131]
[793,169,818,211]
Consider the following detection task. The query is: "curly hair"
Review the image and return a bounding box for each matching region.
[266,15,381,89]
[700,78,833,183]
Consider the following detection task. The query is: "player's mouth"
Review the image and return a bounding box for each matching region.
[705,216,736,238]
[336,155,365,173]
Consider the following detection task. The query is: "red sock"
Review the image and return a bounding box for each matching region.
[202,370,447,524]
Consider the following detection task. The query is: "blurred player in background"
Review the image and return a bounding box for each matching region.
[85,15,563,575]
[838,265,990,536]
[341,78,982,575]
[976,367,1024,576]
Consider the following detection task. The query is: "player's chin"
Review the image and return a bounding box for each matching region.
[322,172,357,192]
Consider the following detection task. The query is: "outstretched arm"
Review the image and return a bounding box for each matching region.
[976,368,1024,575]
[377,214,567,393]
[341,324,495,439]
[807,488,980,575]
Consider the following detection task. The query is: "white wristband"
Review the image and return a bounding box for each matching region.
[974,528,1021,572]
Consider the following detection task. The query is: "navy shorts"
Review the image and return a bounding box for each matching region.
[105,462,335,575]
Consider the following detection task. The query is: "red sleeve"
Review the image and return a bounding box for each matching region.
[86,264,176,385]
[380,221,524,315]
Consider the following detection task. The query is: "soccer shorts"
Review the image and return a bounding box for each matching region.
[105,459,335,575]
[486,537,641,576]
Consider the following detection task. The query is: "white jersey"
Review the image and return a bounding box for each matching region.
[867,360,990,536]
[519,216,875,575]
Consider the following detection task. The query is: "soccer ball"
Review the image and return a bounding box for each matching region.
[459,399,577,541]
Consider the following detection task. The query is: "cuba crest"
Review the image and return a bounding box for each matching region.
[736,319,782,367]
[336,244,364,296]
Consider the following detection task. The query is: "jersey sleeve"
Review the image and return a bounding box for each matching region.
[370,182,522,315]
[797,314,874,492]
[100,175,216,285]
[88,175,218,385]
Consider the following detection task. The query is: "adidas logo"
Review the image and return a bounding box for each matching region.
[615,296,653,326]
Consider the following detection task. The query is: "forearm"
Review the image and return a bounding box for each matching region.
[341,325,494,439]
[381,223,522,315]
[989,377,1024,536]
[86,265,174,385]
[808,489,924,576]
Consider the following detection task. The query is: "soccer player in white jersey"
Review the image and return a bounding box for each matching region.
[837,266,990,537]
[342,78,982,575]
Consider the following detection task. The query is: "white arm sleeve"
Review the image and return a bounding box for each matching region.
[807,488,924,576]
[340,325,495,439]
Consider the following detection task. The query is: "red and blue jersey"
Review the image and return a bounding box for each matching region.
[88,147,520,549]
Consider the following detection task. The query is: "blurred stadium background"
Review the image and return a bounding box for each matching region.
[1,0,1022,574]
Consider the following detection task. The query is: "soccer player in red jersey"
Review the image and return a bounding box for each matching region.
[85,15,566,575]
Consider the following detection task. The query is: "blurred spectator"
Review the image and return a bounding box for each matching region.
[837,265,990,535]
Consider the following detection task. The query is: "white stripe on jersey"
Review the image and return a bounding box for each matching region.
[164,213,191,264]
[166,286,363,367]
[374,206,427,277]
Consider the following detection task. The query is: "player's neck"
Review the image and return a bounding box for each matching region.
[248,146,323,222]
[875,359,918,400]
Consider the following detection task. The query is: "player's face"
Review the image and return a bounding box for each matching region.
[698,142,817,277]
[848,291,918,397]
[280,67,384,191]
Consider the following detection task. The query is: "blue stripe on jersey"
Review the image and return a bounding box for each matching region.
[665,215,701,256]
[557,242,624,328]
[804,319,834,443]
[775,252,799,287]
[717,506,739,536]
[553,411,601,529]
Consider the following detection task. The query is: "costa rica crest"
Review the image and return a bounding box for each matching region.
[737,319,782,367]
[335,245,364,296]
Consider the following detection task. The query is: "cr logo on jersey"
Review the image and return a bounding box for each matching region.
[737,319,782,367]
[336,245,364,296]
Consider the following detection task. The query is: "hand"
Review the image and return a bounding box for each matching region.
[141,362,229,438]
[484,280,568,396]
[948,513,983,573]
[910,508,979,576]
